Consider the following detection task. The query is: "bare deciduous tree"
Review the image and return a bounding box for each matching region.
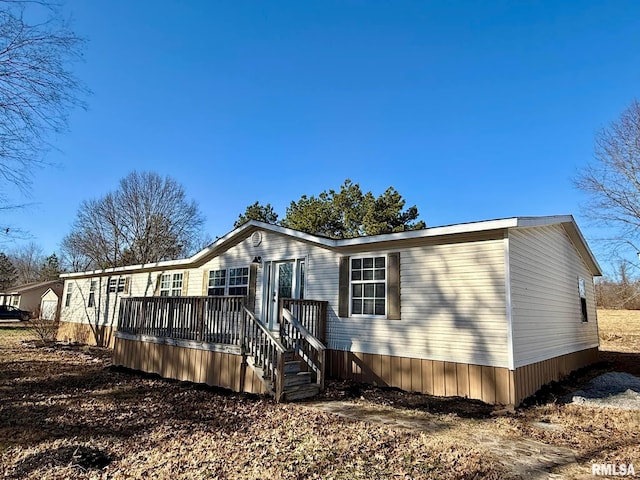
[576,99,640,260]
[9,241,44,284]
[0,0,87,189]
[62,171,206,270]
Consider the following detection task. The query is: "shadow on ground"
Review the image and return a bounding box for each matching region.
[320,380,495,418]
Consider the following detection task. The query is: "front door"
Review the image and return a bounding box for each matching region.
[265,260,304,330]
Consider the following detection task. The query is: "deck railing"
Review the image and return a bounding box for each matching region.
[119,296,246,345]
[241,306,287,400]
[280,298,328,342]
[118,295,327,399]
[279,306,326,389]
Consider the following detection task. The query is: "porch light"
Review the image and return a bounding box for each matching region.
[252,256,262,265]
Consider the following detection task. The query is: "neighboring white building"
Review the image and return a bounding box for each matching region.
[59,215,601,405]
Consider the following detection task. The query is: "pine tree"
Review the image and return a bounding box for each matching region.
[40,254,63,281]
[280,179,425,238]
[0,253,18,290]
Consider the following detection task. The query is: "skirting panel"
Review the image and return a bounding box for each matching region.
[57,321,116,348]
[112,337,267,395]
[326,350,515,405]
[327,347,599,406]
[513,347,599,405]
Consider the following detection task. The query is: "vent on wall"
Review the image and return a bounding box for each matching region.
[251,231,262,247]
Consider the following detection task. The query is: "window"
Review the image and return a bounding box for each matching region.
[208,269,226,296]
[350,256,386,316]
[11,295,20,307]
[228,267,249,295]
[108,277,127,294]
[207,267,249,296]
[579,277,588,322]
[160,272,183,296]
[88,280,96,308]
[65,284,73,307]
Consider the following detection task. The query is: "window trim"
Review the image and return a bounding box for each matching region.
[108,276,128,294]
[65,283,73,307]
[349,255,387,318]
[339,253,400,320]
[578,277,588,322]
[160,272,183,297]
[207,267,249,296]
[88,280,96,308]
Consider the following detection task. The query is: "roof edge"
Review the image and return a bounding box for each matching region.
[61,215,600,277]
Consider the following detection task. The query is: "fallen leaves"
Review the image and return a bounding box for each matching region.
[1,321,639,479]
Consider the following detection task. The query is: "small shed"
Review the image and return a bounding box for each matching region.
[40,287,62,320]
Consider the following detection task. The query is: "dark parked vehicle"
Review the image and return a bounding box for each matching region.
[0,305,31,321]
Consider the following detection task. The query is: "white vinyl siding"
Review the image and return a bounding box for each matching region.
[60,273,152,329]
[330,235,509,367]
[191,230,338,322]
[509,224,599,367]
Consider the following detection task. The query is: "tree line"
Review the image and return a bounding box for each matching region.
[59,175,424,272]
[0,247,62,291]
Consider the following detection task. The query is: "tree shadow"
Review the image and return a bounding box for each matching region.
[6,445,112,479]
[0,347,268,452]
[321,379,495,419]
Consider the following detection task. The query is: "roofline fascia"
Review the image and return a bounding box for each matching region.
[60,215,600,278]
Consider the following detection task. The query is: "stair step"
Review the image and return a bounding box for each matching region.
[283,372,311,388]
[284,361,301,375]
[283,384,321,401]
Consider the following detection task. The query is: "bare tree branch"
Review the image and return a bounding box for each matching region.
[0,0,87,231]
[62,171,207,271]
[576,99,640,268]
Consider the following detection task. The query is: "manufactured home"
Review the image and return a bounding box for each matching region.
[58,215,601,405]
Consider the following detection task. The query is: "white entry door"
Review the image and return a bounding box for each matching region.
[265,260,304,330]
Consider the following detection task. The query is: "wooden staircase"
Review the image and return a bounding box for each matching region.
[242,305,325,402]
[247,350,321,401]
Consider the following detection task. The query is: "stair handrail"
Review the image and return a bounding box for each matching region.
[280,307,326,389]
[242,306,287,400]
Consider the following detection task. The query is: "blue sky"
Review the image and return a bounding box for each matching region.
[3,1,639,275]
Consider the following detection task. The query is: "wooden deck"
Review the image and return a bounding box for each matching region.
[114,296,328,401]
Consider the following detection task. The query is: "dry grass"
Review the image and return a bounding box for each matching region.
[597,309,640,353]
[0,313,639,479]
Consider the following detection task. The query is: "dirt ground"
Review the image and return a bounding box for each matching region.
[0,310,639,479]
